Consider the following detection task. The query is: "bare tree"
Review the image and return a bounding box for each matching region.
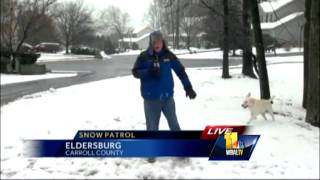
[303,0,311,108]
[26,14,59,45]
[174,0,181,49]
[249,0,270,99]
[146,0,186,49]
[0,0,56,53]
[180,4,203,49]
[54,0,93,54]
[241,0,256,78]
[200,0,231,78]
[100,6,131,50]
[222,0,231,78]
[305,0,319,127]
[146,0,163,30]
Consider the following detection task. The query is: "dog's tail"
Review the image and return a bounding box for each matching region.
[270,95,275,104]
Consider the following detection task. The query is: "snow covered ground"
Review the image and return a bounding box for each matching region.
[111,50,143,56]
[37,53,96,62]
[111,47,302,60]
[0,55,318,179]
[0,72,77,85]
[177,49,223,59]
[178,47,302,60]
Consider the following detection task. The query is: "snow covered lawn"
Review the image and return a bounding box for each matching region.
[111,48,302,61]
[178,48,302,60]
[110,48,220,57]
[0,72,77,85]
[0,56,318,179]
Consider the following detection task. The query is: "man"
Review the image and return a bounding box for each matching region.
[132,31,197,132]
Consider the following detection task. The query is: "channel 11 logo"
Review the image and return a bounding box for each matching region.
[224,132,245,156]
[209,132,260,161]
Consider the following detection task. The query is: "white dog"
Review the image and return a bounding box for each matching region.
[241,93,275,123]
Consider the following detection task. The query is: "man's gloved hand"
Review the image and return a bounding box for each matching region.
[151,60,161,78]
[186,87,197,99]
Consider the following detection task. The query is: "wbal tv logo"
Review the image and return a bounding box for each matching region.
[205,126,260,161]
[224,132,245,156]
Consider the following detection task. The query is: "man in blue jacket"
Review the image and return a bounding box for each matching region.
[132,31,197,131]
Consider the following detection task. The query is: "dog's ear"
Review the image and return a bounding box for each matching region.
[247,93,251,97]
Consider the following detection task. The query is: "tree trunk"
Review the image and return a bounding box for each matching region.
[232,48,236,56]
[66,40,70,54]
[187,35,190,50]
[242,0,256,78]
[306,0,319,127]
[170,1,175,49]
[303,0,311,108]
[174,0,180,49]
[250,0,270,99]
[222,0,231,79]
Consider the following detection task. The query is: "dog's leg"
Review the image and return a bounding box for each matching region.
[247,113,255,124]
[270,111,275,121]
[261,113,267,120]
[268,108,275,121]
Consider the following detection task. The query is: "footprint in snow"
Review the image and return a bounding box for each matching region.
[26,159,36,169]
[3,171,17,178]
[4,146,13,149]
[114,117,121,122]
[1,158,9,162]
[84,169,99,177]
[77,168,86,173]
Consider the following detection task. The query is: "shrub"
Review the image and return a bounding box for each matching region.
[0,51,40,65]
[19,53,41,64]
[71,47,97,55]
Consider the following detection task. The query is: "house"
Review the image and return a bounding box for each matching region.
[167,32,206,49]
[119,25,154,50]
[258,0,305,46]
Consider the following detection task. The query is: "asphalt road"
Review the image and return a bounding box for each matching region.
[0,54,243,106]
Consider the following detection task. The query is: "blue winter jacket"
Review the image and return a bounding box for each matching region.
[132,34,193,100]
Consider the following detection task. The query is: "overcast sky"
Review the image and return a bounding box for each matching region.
[83,0,152,29]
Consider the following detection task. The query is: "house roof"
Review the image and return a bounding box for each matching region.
[120,33,150,43]
[259,0,294,13]
[261,11,304,30]
[133,25,151,34]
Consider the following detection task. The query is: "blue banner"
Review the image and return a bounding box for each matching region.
[25,128,260,160]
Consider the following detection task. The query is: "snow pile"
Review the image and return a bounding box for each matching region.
[112,50,143,56]
[0,56,318,179]
[100,51,112,60]
[0,72,77,85]
[37,53,95,62]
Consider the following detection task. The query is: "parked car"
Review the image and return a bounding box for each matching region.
[19,43,34,53]
[34,42,62,53]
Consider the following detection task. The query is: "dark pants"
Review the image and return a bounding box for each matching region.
[144,97,181,131]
